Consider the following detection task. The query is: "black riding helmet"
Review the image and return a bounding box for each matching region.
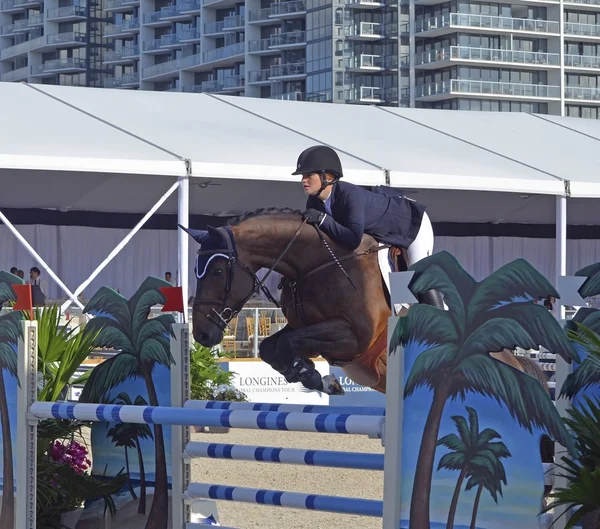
[292,145,343,196]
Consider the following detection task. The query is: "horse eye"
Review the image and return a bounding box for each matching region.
[213,268,224,276]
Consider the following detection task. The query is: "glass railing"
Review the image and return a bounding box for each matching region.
[347,21,382,37]
[104,17,139,35]
[346,86,383,101]
[31,57,86,75]
[0,34,44,58]
[564,0,600,5]
[142,57,183,78]
[223,14,245,28]
[415,79,560,98]
[564,22,600,38]
[104,0,139,10]
[202,41,244,63]
[248,68,270,82]
[416,13,559,34]
[269,30,305,46]
[46,31,86,45]
[0,23,15,35]
[565,86,600,101]
[269,61,306,77]
[248,6,273,21]
[104,72,139,87]
[46,5,85,19]
[564,54,600,70]
[204,20,225,33]
[181,27,201,40]
[269,0,306,16]
[248,38,270,52]
[0,65,28,81]
[346,53,384,69]
[180,0,201,11]
[271,90,304,100]
[416,46,559,67]
[223,74,244,88]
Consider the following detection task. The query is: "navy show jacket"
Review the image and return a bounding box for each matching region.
[306,180,426,250]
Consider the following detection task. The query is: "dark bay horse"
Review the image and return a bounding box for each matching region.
[184,207,550,398]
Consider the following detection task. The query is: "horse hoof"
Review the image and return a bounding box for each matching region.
[322,375,345,395]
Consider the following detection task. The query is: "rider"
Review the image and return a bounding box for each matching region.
[297,144,443,308]
[260,145,444,395]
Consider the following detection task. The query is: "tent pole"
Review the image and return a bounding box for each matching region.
[60,180,180,313]
[178,163,190,324]
[554,194,567,321]
[0,209,84,309]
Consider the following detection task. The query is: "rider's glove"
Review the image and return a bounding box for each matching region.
[303,209,325,225]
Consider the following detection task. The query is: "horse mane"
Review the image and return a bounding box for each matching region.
[226,207,303,226]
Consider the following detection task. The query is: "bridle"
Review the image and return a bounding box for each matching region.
[193,221,389,332]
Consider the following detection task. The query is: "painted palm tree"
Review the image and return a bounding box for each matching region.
[390,251,580,529]
[559,262,600,399]
[79,277,176,529]
[436,406,510,529]
[0,271,24,529]
[112,392,153,515]
[465,456,508,529]
[107,422,139,501]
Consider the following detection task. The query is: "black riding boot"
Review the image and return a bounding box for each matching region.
[282,358,345,395]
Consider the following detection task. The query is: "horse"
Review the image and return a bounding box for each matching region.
[184,207,551,399]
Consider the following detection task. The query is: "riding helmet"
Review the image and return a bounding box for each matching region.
[292,145,344,178]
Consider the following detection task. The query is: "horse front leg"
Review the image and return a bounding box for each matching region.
[260,318,358,395]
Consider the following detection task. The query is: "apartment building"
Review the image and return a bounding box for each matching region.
[0,0,109,85]
[0,0,598,118]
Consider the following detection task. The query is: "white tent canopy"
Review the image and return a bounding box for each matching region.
[0,81,599,305]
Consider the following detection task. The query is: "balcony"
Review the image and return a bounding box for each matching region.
[144,4,196,25]
[564,0,600,7]
[564,22,600,41]
[30,57,86,77]
[415,13,559,37]
[180,27,201,42]
[415,46,559,69]
[223,14,245,30]
[0,0,41,13]
[346,53,384,72]
[269,30,305,49]
[40,32,86,50]
[104,44,139,64]
[144,34,182,53]
[248,6,275,23]
[345,86,383,103]
[142,57,183,79]
[269,61,306,79]
[204,20,225,35]
[104,72,139,88]
[247,68,270,83]
[46,5,86,21]
[271,90,304,100]
[346,21,384,40]
[0,34,44,59]
[200,41,244,65]
[415,78,560,101]
[269,0,306,18]
[248,38,274,54]
[104,0,139,12]
[200,75,245,93]
[0,65,28,81]
[344,0,385,9]
[564,86,600,103]
[104,18,140,38]
[564,54,600,71]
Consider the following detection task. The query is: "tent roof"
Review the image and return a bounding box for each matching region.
[0,82,599,222]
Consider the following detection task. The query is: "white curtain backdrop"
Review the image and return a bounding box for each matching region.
[1,225,599,303]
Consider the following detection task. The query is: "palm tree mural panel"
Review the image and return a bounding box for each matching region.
[78,277,176,529]
[0,271,24,529]
[389,251,579,529]
[560,262,600,405]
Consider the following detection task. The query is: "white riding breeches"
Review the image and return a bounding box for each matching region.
[405,211,434,266]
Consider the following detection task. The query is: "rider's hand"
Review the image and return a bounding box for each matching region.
[303,209,325,225]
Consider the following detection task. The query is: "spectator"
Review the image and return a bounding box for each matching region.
[165,271,175,285]
[17,270,24,280]
[29,267,46,307]
[9,267,17,275]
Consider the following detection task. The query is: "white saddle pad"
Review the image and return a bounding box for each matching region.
[377,247,408,315]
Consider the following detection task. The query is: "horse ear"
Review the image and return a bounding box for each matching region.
[207,225,220,238]
[178,224,209,245]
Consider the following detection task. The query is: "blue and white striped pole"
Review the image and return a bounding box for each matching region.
[184,442,384,471]
[184,400,386,416]
[30,402,384,437]
[185,483,383,517]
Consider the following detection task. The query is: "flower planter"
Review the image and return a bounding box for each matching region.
[60,507,84,529]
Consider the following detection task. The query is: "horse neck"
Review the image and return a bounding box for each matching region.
[231,217,323,280]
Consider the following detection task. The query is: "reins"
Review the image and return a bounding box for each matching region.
[193,219,390,330]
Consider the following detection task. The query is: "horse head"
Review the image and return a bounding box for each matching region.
[181,224,257,346]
